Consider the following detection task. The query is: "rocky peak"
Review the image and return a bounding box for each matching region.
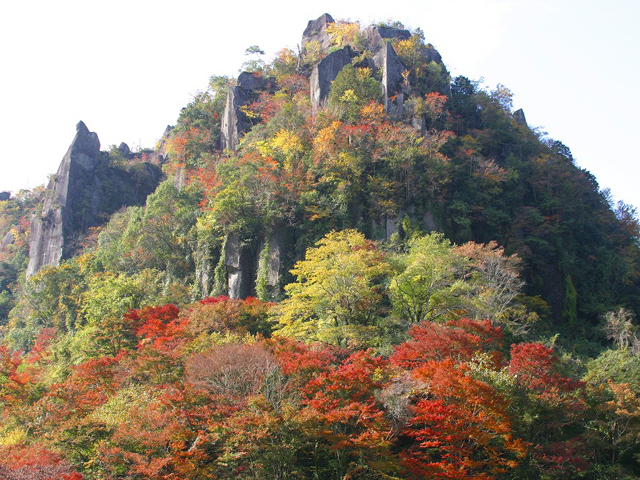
[513,108,527,126]
[364,24,411,53]
[27,122,163,277]
[27,121,101,277]
[300,15,448,120]
[118,142,132,158]
[72,121,101,170]
[301,13,335,53]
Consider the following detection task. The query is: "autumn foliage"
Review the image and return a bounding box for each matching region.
[1,12,640,479]
[0,300,610,478]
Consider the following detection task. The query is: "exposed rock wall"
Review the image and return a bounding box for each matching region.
[220,86,246,151]
[223,233,258,299]
[380,43,407,112]
[301,13,335,53]
[27,122,163,277]
[1,231,13,251]
[263,229,283,289]
[304,17,447,122]
[365,24,410,112]
[310,47,353,112]
[364,24,411,53]
[256,228,285,300]
[513,108,527,126]
[27,121,100,276]
[221,72,276,151]
[225,233,243,299]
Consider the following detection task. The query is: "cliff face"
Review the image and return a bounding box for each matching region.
[220,72,276,151]
[27,122,100,276]
[27,122,163,277]
[208,15,451,299]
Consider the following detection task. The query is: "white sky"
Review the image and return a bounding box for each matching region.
[1,0,639,209]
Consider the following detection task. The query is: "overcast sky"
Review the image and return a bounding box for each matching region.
[1,0,639,209]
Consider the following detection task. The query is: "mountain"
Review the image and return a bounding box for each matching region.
[0,14,639,479]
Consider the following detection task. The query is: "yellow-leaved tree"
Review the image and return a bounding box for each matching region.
[273,230,390,347]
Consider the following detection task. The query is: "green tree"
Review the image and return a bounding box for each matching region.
[274,230,390,346]
[96,181,201,282]
[242,45,266,73]
[327,64,382,123]
[389,232,467,324]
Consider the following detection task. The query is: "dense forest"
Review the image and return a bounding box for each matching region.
[1,14,640,479]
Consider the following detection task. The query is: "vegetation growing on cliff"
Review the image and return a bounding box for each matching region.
[1,14,640,479]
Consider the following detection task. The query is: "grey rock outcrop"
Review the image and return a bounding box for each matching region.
[513,108,527,126]
[1,230,13,251]
[364,24,411,54]
[237,71,273,91]
[118,142,131,158]
[27,121,100,277]
[141,125,173,165]
[225,233,243,299]
[224,233,256,299]
[420,43,443,64]
[380,43,407,110]
[220,86,247,151]
[363,25,410,112]
[221,72,275,151]
[26,122,163,277]
[301,13,335,53]
[155,125,173,157]
[257,229,284,300]
[310,46,353,112]
[0,192,10,201]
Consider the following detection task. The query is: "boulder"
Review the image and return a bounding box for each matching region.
[310,46,353,112]
[118,142,131,158]
[0,192,9,201]
[513,108,527,126]
[301,13,335,53]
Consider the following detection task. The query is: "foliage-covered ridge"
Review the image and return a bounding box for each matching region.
[1,12,640,478]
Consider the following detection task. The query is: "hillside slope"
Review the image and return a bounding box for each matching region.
[1,13,640,479]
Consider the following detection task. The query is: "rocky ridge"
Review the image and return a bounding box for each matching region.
[211,14,452,298]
